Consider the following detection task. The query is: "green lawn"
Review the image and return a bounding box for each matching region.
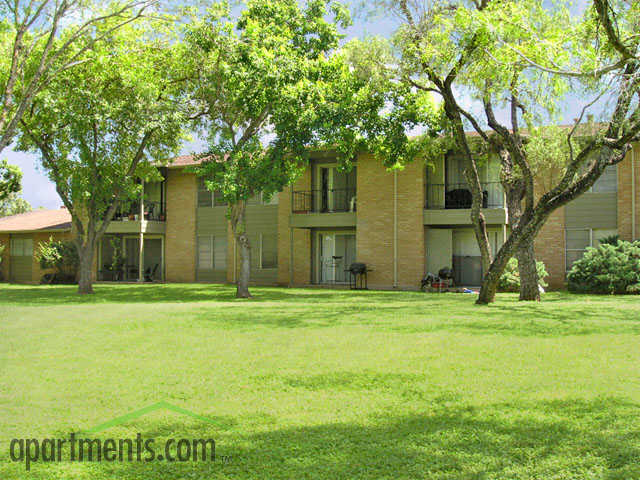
[0,284,639,479]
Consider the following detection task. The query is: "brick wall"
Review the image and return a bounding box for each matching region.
[396,160,426,289]
[165,169,196,282]
[278,170,312,286]
[356,153,395,289]
[535,206,566,290]
[618,144,640,242]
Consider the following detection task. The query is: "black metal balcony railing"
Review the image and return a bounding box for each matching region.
[426,183,504,209]
[292,188,357,213]
[113,201,166,221]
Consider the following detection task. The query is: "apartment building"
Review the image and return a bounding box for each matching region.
[1,145,638,289]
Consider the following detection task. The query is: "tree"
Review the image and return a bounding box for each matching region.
[0,159,21,201]
[186,0,363,298]
[0,0,156,157]
[0,192,32,216]
[368,0,640,304]
[16,16,188,294]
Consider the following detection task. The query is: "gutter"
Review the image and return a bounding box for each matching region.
[393,170,398,289]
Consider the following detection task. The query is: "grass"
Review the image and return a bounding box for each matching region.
[0,284,639,479]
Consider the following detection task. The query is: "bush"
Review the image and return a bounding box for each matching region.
[598,234,620,246]
[567,240,640,294]
[497,258,549,293]
[36,238,79,282]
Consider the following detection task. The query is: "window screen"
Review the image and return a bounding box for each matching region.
[197,178,212,207]
[10,238,33,256]
[214,237,227,270]
[213,190,227,207]
[592,165,617,193]
[260,234,278,269]
[198,236,213,269]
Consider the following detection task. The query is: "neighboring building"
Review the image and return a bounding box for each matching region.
[1,145,638,288]
[0,208,72,283]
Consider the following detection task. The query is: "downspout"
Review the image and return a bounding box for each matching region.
[289,228,294,287]
[139,180,144,282]
[393,170,398,289]
[632,146,636,241]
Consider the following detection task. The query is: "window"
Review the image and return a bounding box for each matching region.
[565,228,618,271]
[262,192,279,205]
[248,192,279,206]
[260,234,278,269]
[10,237,33,257]
[213,190,227,207]
[197,236,227,270]
[591,165,617,193]
[197,178,227,207]
[214,236,227,270]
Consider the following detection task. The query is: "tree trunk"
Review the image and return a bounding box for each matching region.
[77,241,95,295]
[515,239,540,301]
[236,231,251,299]
[502,173,540,302]
[476,241,513,304]
[230,200,252,299]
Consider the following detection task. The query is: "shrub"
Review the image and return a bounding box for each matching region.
[35,238,79,283]
[567,240,640,294]
[498,258,549,293]
[598,234,620,246]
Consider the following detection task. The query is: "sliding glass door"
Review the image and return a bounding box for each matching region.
[317,232,356,284]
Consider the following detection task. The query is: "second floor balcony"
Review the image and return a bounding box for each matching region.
[113,201,166,222]
[292,188,357,214]
[425,182,504,210]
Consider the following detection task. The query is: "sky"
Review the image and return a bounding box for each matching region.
[4,0,591,210]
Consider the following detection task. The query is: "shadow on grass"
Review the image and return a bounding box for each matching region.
[1,284,639,336]
[0,283,429,306]
[10,397,638,480]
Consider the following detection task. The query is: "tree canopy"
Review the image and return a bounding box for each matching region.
[16,14,189,293]
[0,0,157,156]
[0,159,21,201]
[361,0,640,303]
[186,0,409,297]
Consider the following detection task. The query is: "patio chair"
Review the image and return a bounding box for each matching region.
[144,264,159,282]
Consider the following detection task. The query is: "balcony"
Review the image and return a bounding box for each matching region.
[424,182,507,226]
[106,201,167,234]
[425,182,504,210]
[292,188,357,214]
[290,188,357,229]
[113,201,166,222]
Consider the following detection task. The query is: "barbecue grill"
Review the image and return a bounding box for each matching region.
[347,262,369,290]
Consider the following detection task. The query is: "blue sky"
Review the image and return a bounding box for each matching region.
[4,0,590,210]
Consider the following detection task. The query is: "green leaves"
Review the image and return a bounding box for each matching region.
[0,159,22,202]
[16,12,189,227]
[187,0,363,203]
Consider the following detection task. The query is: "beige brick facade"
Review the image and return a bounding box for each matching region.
[396,159,427,288]
[0,231,72,284]
[535,207,566,290]
[278,169,312,286]
[618,144,640,242]
[4,144,638,290]
[165,169,196,282]
[356,153,395,289]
